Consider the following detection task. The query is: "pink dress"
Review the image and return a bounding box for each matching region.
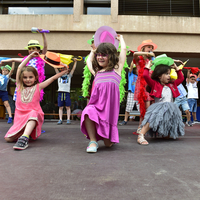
[5,84,44,140]
[81,70,121,143]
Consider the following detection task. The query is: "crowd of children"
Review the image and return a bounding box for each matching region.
[0,26,200,152]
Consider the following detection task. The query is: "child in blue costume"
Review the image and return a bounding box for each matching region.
[0,63,15,123]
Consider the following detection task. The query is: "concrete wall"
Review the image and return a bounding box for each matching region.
[0,14,200,53]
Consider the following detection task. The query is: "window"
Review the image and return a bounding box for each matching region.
[8,7,73,15]
[84,0,111,15]
[119,0,200,17]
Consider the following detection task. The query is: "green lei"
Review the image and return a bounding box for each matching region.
[82,45,130,103]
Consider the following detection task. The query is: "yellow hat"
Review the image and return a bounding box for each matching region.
[24,40,43,50]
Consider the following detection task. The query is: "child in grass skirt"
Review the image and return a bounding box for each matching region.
[137,56,185,145]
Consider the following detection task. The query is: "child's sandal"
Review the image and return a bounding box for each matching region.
[137,133,149,145]
[86,141,98,153]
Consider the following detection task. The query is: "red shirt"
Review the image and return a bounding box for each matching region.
[143,68,184,98]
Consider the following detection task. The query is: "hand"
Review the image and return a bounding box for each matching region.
[145,60,152,69]
[37,28,42,33]
[30,51,40,57]
[171,63,179,71]
[0,61,3,66]
[116,34,123,41]
[173,59,184,65]
[73,58,77,62]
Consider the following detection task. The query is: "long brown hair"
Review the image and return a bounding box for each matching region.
[18,66,39,91]
[92,43,119,73]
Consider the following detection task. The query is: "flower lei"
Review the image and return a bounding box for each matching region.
[22,56,46,101]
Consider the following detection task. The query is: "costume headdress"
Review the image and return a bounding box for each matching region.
[1,65,12,71]
[24,40,43,50]
[137,39,157,51]
[94,26,119,50]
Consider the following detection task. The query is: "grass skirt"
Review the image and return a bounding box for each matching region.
[140,102,185,139]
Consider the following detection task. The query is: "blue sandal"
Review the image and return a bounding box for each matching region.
[86,141,98,153]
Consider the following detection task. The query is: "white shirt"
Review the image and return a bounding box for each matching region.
[186,82,198,99]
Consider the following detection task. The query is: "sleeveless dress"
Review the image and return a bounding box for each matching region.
[140,86,185,139]
[5,84,44,140]
[81,70,121,143]
[13,57,45,101]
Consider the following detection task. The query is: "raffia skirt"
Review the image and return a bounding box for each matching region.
[140,102,185,139]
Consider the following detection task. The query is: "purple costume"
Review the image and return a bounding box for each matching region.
[81,70,121,143]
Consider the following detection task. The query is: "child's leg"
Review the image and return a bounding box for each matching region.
[3,100,12,118]
[22,120,36,138]
[137,122,150,145]
[84,115,97,148]
[124,111,129,122]
[192,112,197,121]
[185,110,191,122]
[66,106,71,120]
[137,101,150,130]
[59,107,63,120]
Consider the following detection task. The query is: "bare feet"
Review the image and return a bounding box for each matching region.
[103,138,114,147]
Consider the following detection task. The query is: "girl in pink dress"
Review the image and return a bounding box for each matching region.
[81,35,126,153]
[133,39,157,133]
[5,51,67,150]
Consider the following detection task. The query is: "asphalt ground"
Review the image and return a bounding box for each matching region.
[0,119,200,200]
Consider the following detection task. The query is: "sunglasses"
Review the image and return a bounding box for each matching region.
[95,53,108,58]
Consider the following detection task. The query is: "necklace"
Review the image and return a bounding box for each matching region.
[21,85,36,103]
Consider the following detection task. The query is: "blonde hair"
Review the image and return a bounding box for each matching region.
[18,66,39,91]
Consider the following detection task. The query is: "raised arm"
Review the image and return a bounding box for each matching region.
[86,50,95,76]
[16,52,37,86]
[39,66,67,90]
[8,62,15,78]
[143,60,155,88]
[117,35,127,73]
[70,58,77,76]
[172,63,184,86]
[195,72,200,83]
[38,29,47,55]
[186,69,190,84]
[129,61,134,73]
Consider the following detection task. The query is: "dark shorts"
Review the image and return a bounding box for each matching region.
[58,92,71,107]
[0,91,9,102]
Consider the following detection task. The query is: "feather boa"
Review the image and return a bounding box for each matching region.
[23,56,46,101]
[81,46,129,103]
[136,56,148,118]
[81,55,91,98]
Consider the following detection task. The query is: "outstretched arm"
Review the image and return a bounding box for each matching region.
[86,50,95,76]
[0,58,23,66]
[39,66,67,90]
[133,52,155,63]
[8,62,15,78]
[70,58,77,76]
